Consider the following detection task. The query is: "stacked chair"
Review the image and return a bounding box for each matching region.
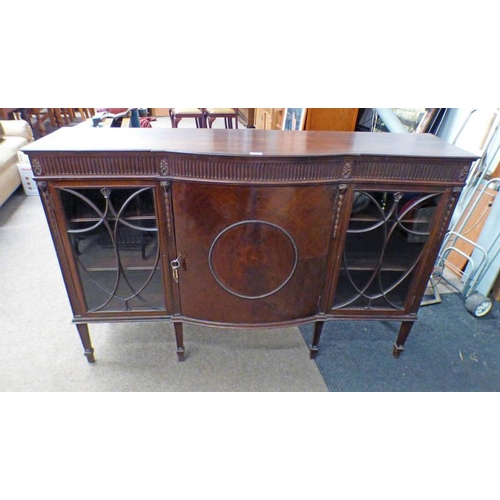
[169,108,238,128]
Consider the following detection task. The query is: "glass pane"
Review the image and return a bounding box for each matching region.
[332,190,441,311]
[59,187,165,313]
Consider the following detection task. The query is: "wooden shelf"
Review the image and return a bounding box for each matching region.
[70,215,156,224]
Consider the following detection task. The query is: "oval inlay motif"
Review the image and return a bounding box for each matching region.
[208,220,298,300]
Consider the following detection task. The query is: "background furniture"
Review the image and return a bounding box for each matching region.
[75,108,95,119]
[169,108,206,128]
[0,108,52,137]
[304,108,359,131]
[0,108,32,121]
[254,108,284,130]
[151,108,170,117]
[0,119,34,206]
[235,108,254,128]
[0,109,15,119]
[98,108,141,128]
[30,108,57,136]
[204,108,239,129]
[0,108,96,138]
[52,108,73,126]
[23,128,476,363]
[252,108,359,131]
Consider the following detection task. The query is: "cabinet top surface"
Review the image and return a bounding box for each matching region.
[22,127,477,160]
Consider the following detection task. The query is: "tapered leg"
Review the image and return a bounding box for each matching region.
[310,321,325,359]
[76,323,95,363]
[393,321,415,358]
[174,322,185,361]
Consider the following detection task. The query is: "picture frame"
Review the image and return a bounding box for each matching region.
[282,108,307,130]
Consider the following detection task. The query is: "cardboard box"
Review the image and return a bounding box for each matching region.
[17,152,39,196]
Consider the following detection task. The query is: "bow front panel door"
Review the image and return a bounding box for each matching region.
[171,182,338,325]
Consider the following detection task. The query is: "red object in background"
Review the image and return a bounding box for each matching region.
[140,117,155,128]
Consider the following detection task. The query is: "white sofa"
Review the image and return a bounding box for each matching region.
[0,120,34,207]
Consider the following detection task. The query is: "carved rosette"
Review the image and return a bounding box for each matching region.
[160,159,169,176]
[458,165,470,182]
[342,161,352,179]
[31,158,43,175]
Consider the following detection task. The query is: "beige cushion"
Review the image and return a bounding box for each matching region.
[0,136,29,176]
[0,165,23,207]
[205,108,236,114]
[170,108,203,115]
[0,121,32,206]
[0,147,18,175]
[0,120,33,142]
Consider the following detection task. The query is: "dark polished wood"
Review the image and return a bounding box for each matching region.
[76,323,95,363]
[174,322,185,362]
[22,128,477,363]
[22,128,476,159]
[393,321,415,357]
[172,183,336,324]
[310,321,325,359]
